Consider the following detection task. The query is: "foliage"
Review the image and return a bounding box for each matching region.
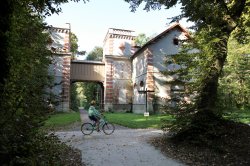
[70,83,81,111]
[0,0,88,164]
[70,32,79,58]
[134,33,151,46]
[69,32,81,111]
[0,3,53,164]
[7,132,82,165]
[125,0,250,107]
[82,82,102,109]
[86,46,103,61]
[218,33,250,110]
[125,0,250,137]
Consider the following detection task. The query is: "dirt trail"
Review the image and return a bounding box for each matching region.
[55,110,185,166]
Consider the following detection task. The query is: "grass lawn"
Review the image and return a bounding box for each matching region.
[43,111,81,130]
[224,110,250,124]
[43,110,250,130]
[104,112,173,129]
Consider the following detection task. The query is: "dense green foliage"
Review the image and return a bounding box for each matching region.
[0,0,88,165]
[82,82,103,109]
[124,3,250,150]
[86,46,103,60]
[134,33,151,46]
[70,83,81,111]
[70,32,79,58]
[218,34,250,110]
[0,4,52,164]
[69,32,81,111]
[125,0,250,110]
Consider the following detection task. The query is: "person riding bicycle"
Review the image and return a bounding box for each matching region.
[88,100,101,131]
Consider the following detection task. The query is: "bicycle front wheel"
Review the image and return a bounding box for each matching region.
[81,123,94,135]
[102,123,115,135]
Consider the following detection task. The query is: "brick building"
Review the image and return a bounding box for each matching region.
[48,23,190,113]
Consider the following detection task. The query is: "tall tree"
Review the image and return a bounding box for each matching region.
[0,3,52,164]
[218,32,250,110]
[125,0,250,113]
[86,46,103,60]
[0,0,88,97]
[0,0,88,164]
[70,32,79,56]
[135,33,151,46]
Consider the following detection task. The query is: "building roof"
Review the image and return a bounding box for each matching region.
[130,23,190,59]
[103,28,136,44]
[48,26,71,53]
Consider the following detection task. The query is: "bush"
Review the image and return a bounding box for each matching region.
[0,132,82,165]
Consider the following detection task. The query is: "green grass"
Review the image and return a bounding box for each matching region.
[104,112,173,129]
[43,109,250,131]
[224,110,250,124]
[44,112,81,129]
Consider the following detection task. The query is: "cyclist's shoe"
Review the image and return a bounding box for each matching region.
[97,129,100,132]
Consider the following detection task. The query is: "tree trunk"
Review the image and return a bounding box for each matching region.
[197,35,230,111]
[0,0,13,93]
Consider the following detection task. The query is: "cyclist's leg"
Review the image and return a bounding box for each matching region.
[89,115,100,131]
[95,116,101,131]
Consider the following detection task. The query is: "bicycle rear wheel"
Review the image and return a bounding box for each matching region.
[102,123,115,135]
[81,123,94,135]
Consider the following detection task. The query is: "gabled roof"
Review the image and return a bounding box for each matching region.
[130,23,190,59]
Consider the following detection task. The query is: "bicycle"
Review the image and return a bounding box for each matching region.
[81,115,115,135]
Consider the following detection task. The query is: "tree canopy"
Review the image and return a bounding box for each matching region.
[126,0,249,112]
[0,0,89,164]
[86,46,103,61]
[135,33,151,46]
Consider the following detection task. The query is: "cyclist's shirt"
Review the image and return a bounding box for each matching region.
[88,106,100,117]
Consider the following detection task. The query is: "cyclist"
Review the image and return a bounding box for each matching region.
[88,100,101,131]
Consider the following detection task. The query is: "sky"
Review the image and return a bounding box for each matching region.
[45,0,192,55]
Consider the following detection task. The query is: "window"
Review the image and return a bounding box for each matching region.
[173,38,179,45]
[140,81,144,87]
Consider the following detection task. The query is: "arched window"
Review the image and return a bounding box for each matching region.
[140,81,144,87]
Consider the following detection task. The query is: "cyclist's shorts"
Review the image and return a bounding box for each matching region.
[89,115,99,121]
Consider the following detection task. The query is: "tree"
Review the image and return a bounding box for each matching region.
[0,3,52,164]
[125,0,250,113]
[218,32,250,110]
[69,32,81,111]
[0,0,87,94]
[0,0,88,164]
[135,33,151,46]
[86,46,103,60]
[70,32,79,57]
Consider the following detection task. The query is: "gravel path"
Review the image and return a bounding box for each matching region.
[55,110,185,166]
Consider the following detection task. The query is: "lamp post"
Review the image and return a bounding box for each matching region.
[66,23,71,52]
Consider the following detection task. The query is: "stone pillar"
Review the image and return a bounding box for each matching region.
[104,59,114,111]
[61,55,71,111]
[145,49,155,112]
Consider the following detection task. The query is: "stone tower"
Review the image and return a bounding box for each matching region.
[103,28,136,111]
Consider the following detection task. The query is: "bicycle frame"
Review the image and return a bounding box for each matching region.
[81,115,115,135]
